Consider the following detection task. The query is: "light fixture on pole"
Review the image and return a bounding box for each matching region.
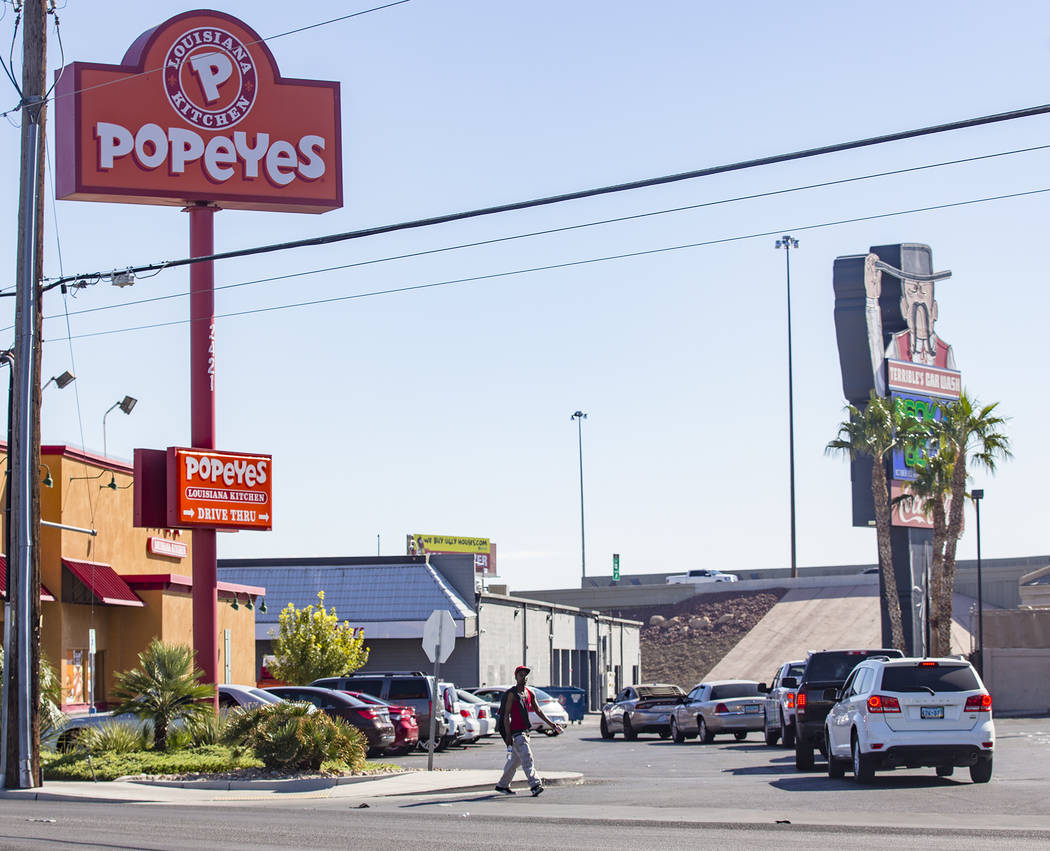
[570,410,588,584]
[42,370,75,391]
[775,234,799,579]
[972,488,985,676]
[102,395,137,459]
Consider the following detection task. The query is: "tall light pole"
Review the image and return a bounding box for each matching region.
[775,235,799,578]
[571,411,587,584]
[972,488,985,676]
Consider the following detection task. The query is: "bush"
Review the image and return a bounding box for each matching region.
[168,711,234,749]
[75,720,152,754]
[225,702,366,772]
[43,745,261,782]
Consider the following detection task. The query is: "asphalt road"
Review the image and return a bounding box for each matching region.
[0,715,1047,849]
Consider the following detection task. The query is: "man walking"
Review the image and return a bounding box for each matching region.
[495,665,562,796]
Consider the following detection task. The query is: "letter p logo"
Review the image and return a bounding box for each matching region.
[188,51,234,104]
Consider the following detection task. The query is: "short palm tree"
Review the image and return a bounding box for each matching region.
[111,639,216,750]
[936,394,1011,656]
[827,391,930,653]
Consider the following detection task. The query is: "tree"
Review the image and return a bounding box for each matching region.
[110,639,216,750]
[827,391,929,652]
[934,394,1011,656]
[268,591,370,685]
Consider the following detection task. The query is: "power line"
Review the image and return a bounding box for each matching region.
[35,142,1050,321]
[45,185,1050,343]
[41,101,1050,292]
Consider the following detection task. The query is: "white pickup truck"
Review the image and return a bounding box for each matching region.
[665,569,738,585]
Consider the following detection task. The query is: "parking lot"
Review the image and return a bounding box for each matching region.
[386,713,1050,828]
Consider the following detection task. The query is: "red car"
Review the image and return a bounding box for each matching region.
[342,690,419,755]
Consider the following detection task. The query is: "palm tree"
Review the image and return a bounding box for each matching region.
[111,639,216,750]
[827,391,929,653]
[935,394,1011,657]
[893,443,955,656]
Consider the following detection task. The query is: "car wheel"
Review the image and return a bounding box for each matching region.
[969,755,993,784]
[671,716,685,744]
[764,715,780,746]
[600,716,615,739]
[623,716,638,741]
[659,727,671,739]
[699,717,714,744]
[826,732,847,778]
[794,739,814,771]
[936,765,954,777]
[782,714,796,749]
[852,734,874,783]
[733,731,747,741]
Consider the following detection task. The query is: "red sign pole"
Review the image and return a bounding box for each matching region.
[187,202,218,705]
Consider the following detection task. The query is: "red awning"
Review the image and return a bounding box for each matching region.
[0,555,56,601]
[62,558,144,607]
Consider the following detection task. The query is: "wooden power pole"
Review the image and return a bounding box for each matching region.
[2,0,47,790]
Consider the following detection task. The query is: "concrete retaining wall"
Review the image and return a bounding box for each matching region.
[984,648,1050,715]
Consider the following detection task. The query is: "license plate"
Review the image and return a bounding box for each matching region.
[744,704,761,714]
[921,706,944,719]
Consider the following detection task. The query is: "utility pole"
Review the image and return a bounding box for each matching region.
[2,0,47,790]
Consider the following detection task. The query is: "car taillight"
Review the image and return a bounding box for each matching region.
[444,692,453,712]
[478,708,487,718]
[965,693,992,712]
[356,708,378,720]
[920,661,938,667]
[866,695,901,713]
[796,692,806,710]
[786,693,795,709]
[460,709,471,718]
[714,703,728,714]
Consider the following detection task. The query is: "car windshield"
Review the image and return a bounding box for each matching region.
[709,683,759,700]
[531,688,553,702]
[807,652,896,682]
[246,688,283,703]
[881,664,980,693]
[786,664,805,679]
[636,685,684,699]
[457,690,485,704]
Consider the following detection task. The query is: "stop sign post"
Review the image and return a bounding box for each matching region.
[422,610,455,770]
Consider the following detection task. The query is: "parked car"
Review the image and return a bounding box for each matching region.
[761,660,805,747]
[341,690,419,755]
[471,685,570,733]
[218,684,287,711]
[265,685,395,755]
[599,683,686,740]
[456,688,496,737]
[310,671,450,750]
[670,680,765,743]
[665,569,738,585]
[824,656,995,783]
[439,681,480,745]
[792,647,904,770]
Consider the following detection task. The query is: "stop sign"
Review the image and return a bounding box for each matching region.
[422,609,456,663]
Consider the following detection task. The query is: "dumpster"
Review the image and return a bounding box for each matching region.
[541,686,587,724]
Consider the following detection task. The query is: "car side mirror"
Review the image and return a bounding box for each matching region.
[822,688,840,702]
[781,677,798,689]
[758,683,769,693]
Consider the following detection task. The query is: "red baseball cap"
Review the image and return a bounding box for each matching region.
[515,665,531,676]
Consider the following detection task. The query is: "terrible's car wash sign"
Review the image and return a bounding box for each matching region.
[168,448,272,531]
[54,10,342,213]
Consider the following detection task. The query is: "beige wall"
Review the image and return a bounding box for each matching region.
[984,648,1050,715]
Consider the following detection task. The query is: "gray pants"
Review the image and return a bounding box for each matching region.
[498,731,540,788]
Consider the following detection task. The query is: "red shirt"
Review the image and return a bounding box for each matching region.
[508,687,534,733]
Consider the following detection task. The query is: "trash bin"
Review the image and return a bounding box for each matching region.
[541,686,587,724]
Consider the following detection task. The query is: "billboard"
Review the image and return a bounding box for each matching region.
[407,534,490,555]
[55,10,342,213]
[167,447,272,530]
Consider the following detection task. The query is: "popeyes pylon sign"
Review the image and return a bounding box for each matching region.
[55,10,342,213]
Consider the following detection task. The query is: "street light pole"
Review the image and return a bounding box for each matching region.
[775,235,799,579]
[972,488,985,676]
[571,411,587,584]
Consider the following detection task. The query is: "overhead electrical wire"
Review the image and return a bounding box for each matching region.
[44,185,1050,344]
[35,142,1050,322]
[39,101,1050,293]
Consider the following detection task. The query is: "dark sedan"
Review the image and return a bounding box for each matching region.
[265,686,396,755]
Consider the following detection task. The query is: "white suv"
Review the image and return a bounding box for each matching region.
[823,656,994,784]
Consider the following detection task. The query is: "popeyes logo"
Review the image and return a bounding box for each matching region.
[167,447,272,531]
[55,10,342,213]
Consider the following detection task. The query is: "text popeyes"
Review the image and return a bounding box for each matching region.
[95,122,327,186]
[183,454,268,488]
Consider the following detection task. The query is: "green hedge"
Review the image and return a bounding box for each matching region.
[42,745,261,781]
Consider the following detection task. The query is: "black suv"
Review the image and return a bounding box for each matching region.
[311,671,450,750]
[789,648,903,770]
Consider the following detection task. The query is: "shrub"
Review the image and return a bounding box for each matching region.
[76,720,152,754]
[43,745,261,782]
[226,702,366,771]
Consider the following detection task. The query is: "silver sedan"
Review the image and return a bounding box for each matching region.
[670,680,766,744]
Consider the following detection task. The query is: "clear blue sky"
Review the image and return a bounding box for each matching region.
[1,1,1047,591]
